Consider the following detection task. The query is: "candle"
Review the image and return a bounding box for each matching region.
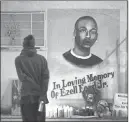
[69,107,73,117]
[58,106,62,118]
[64,106,68,118]
[53,105,58,118]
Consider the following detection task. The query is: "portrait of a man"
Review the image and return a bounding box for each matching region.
[63,16,103,67]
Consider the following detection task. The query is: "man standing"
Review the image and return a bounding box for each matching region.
[63,16,103,67]
[15,35,49,121]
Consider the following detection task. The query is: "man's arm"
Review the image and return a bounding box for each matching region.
[15,57,40,89]
[40,57,50,102]
[15,57,27,82]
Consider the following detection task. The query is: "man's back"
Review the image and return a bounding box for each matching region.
[15,48,49,103]
[15,34,49,121]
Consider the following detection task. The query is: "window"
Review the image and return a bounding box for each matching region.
[1,11,46,49]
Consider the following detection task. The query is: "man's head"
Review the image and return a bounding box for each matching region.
[23,35,35,49]
[74,16,98,50]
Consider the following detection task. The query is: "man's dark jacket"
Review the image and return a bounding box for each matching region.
[15,48,49,104]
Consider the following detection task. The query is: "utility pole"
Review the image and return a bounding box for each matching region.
[116,39,120,93]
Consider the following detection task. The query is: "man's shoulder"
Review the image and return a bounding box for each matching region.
[63,50,71,59]
[15,53,46,60]
[91,54,103,63]
[15,55,21,62]
[36,54,47,61]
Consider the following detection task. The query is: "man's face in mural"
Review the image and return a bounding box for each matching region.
[75,18,98,50]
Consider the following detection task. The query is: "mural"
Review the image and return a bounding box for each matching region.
[4,14,20,45]
[11,79,21,115]
[1,7,127,120]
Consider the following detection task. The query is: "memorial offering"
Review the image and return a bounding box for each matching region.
[82,85,101,116]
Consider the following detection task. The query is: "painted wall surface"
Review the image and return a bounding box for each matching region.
[46,9,120,105]
[1,1,127,110]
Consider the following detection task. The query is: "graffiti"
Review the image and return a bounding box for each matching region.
[4,14,20,45]
[11,79,21,115]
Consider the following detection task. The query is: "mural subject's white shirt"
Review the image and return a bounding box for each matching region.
[48,52,117,106]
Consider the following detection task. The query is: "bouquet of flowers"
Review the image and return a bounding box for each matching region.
[96,100,112,117]
[82,85,101,116]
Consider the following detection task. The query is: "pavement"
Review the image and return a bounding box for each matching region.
[1,115,128,122]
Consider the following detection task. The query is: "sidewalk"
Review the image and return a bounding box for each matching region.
[1,115,128,122]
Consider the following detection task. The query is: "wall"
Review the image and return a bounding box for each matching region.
[1,1,127,109]
[1,1,127,40]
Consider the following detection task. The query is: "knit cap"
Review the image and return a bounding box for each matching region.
[23,35,35,49]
